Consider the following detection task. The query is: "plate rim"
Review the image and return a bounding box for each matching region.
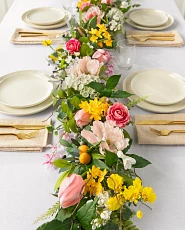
[130,69,185,105]
[123,69,185,113]
[126,9,174,31]
[0,71,54,108]
[0,70,54,116]
[26,7,66,26]
[22,10,71,29]
[129,9,168,27]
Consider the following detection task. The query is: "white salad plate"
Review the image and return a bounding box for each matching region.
[126,10,174,31]
[129,9,168,27]
[22,10,71,29]
[131,69,185,106]
[0,70,53,108]
[123,69,185,113]
[26,7,66,26]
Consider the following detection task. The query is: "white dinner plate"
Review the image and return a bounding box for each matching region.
[26,7,66,26]
[129,9,168,27]
[0,70,53,108]
[22,10,71,29]
[126,10,174,31]
[0,70,54,116]
[131,70,185,105]
[123,69,185,113]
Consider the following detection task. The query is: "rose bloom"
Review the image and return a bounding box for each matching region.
[66,38,81,54]
[75,109,91,128]
[58,174,85,208]
[80,2,92,11]
[92,49,111,64]
[82,6,104,24]
[101,0,113,4]
[106,102,130,128]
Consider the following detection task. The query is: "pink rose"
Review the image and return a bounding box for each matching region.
[80,2,92,11]
[92,49,111,64]
[101,0,113,4]
[106,102,130,128]
[58,174,85,208]
[75,109,91,128]
[66,38,81,54]
[82,6,104,24]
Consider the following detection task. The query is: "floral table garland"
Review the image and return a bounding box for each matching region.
[37,0,156,229]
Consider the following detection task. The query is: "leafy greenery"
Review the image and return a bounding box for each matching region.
[130,154,151,168]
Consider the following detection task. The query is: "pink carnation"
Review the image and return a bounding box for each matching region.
[66,38,81,54]
[74,109,91,128]
[106,102,130,128]
[92,49,111,64]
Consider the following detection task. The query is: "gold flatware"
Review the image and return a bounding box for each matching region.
[149,127,185,136]
[0,124,46,130]
[18,31,45,34]
[132,36,175,42]
[20,34,48,37]
[127,33,175,38]
[0,130,39,139]
[136,120,185,125]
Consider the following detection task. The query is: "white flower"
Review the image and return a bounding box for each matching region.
[117,151,136,170]
[121,1,128,8]
[65,55,72,64]
[100,210,111,220]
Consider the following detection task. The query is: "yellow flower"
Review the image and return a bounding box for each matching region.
[97,24,107,33]
[89,28,98,35]
[90,35,98,43]
[103,31,111,39]
[105,39,112,47]
[49,54,59,61]
[107,174,123,192]
[79,98,109,121]
[133,177,143,192]
[107,195,124,211]
[77,0,88,8]
[136,210,143,219]
[42,39,52,46]
[142,187,156,204]
[98,168,107,182]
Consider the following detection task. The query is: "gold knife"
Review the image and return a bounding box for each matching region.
[0,124,46,130]
[136,120,185,125]
[127,33,175,38]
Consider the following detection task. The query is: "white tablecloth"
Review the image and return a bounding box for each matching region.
[0,0,185,229]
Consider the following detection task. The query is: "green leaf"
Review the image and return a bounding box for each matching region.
[71,138,80,146]
[122,129,132,154]
[100,89,112,97]
[46,125,54,133]
[91,153,105,160]
[36,219,71,230]
[76,198,98,229]
[122,205,133,221]
[102,221,119,230]
[56,209,72,222]
[70,96,81,109]
[63,122,71,133]
[60,139,72,147]
[91,159,109,170]
[88,16,97,29]
[87,82,104,93]
[68,117,78,133]
[129,154,151,168]
[80,43,94,57]
[105,150,118,167]
[53,159,71,169]
[54,170,69,191]
[79,36,89,43]
[121,173,134,186]
[58,89,67,98]
[106,75,121,90]
[111,90,133,98]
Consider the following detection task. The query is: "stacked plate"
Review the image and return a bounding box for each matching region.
[22,7,71,29]
[0,70,55,116]
[123,69,185,113]
[126,8,174,31]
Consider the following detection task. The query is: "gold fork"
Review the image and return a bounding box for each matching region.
[0,130,39,140]
[149,127,185,136]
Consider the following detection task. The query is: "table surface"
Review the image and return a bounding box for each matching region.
[0,0,185,229]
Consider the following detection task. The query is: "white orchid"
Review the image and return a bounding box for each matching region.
[117,151,136,170]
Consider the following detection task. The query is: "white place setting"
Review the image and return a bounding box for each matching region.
[0,0,185,230]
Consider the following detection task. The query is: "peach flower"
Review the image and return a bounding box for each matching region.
[92,49,111,64]
[82,6,104,24]
[75,109,91,128]
[80,2,92,11]
[58,174,85,208]
[101,0,113,4]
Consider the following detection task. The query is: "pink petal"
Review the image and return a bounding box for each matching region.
[87,60,100,75]
[81,130,99,144]
[91,121,104,140]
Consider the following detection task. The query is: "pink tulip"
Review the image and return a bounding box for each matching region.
[75,109,91,128]
[92,49,111,64]
[58,174,85,208]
